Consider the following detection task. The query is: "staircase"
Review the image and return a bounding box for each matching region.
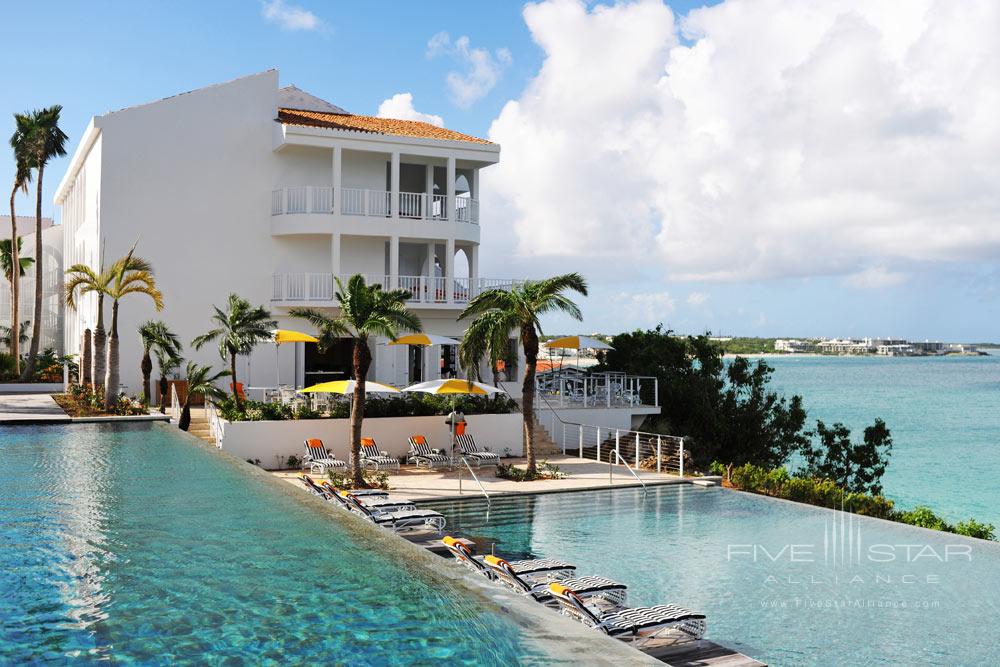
[183,408,214,444]
[529,418,561,458]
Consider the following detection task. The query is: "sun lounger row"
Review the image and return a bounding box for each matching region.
[302,435,500,474]
[442,536,706,648]
[300,474,446,534]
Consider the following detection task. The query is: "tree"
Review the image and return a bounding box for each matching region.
[1,237,33,282]
[800,419,893,496]
[0,320,29,351]
[155,344,182,414]
[599,326,808,469]
[139,320,181,406]
[102,246,163,408]
[64,261,113,388]
[290,275,421,486]
[459,274,588,476]
[192,294,276,412]
[8,115,33,375]
[18,106,68,380]
[178,362,229,431]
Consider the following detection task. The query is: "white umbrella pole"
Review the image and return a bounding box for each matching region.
[275,344,280,387]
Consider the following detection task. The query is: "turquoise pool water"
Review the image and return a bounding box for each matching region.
[426,486,1000,665]
[761,354,1000,525]
[0,423,554,665]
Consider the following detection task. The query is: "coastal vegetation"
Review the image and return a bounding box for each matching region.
[290,275,422,486]
[460,273,588,478]
[215,393,518,423]
[718,462,995,541]
[713,337,778,355]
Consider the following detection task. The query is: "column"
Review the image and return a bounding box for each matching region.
[446,156,456,222]
[389,235,399,290]
[425,242,436,303]
[331,232,341,283]
[469,244,479,296]
[390,151,400,220]
[425,345,439,380]
[445,237,455,304]
[470,168,480,223]
[332,146,342,214]
[424,163,435,219]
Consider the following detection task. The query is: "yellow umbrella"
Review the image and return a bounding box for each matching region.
[299,380,400,394]
[543,335,613,350]
[387,333,461,346]
[271,329,320,387]
[403,378,502,395]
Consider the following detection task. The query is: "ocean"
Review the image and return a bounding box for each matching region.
[757,352,1000,527]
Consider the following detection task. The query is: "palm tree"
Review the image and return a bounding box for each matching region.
[178,362,229,431]
[0,320,29,351]
[459,274,588,475]
[154,345,182,414]
[8,116,33,375]
[1,236,33,282]
[139,320,181,406]
[103,245,163,408]
[64,261,113,388]
[291,274,421,486]
[19,106,68,380]
[192,294,276,411]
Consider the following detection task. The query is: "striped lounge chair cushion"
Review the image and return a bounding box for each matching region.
[507,557,576,576]
[360,443,398,467]
[410,439,449,462]
[455,435,500,460]
[558,575,626,596]
[601,604,706,636]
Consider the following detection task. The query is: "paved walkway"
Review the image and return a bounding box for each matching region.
[0,393,70,423]
[275,455,691,501]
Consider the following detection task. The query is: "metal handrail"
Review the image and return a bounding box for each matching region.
[169,384,181,423]
[458,456,491,505]
[612,449,647,490]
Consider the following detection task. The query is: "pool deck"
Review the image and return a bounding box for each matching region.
[0,393,71,424]
[273,455,707,501]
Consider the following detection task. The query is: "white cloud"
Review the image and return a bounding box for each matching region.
[376,93,444,127]
[686,291,709,305]
[844,266,907,289]
[427,32,512,108]
[261,0,324,31]
[487,0,1000,285]
[619,290,675,325]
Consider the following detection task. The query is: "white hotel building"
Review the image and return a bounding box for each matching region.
[54,70,520,393]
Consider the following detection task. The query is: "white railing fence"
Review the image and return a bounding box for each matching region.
[558,422,687,477]
[272,186,478,223]
[271,273,523,304]
[536,371,659,408]
[206,399,224,447]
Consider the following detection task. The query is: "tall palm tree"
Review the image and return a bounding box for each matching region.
[192,294,276,411]
[291,274,421,486]
[459,274,588,475]
[139,320,181,406]
[154,345,182,414]
[64,261,112,388]
[19,106,68,380]
[178,362,229,431]
[103,245,163,408]
[8,116,33,375]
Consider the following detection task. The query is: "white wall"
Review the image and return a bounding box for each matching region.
[342,150,387,190]
[340,236,386,276]
[219,412,523,468]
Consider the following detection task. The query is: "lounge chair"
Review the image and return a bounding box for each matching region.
[483,555,626,608]
[302,439,348,474]
[319,481,416,512]
[454,434,500,467]
[299,474,387,499]
[442,536,569,582]
[407,435,451,469]
[340,492,446,534]
[548,582,707,646]
[359,438,401,472]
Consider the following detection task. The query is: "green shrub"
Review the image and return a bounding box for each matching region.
[708,460,726,476]
[327,468,388,491]
[218,392,519,422]
[953,518,996,541]
[895,506,949,531]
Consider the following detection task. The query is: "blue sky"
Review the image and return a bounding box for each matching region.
[2,0,997,342]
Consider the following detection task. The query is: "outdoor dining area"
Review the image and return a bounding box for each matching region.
[536,336,658,408]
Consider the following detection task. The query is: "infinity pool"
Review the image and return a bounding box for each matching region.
[0,423,625,665]
[425,485,1000,665]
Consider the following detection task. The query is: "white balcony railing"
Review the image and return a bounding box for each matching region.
[272,273,520,305]
[271,187,478,224]
[271,186,334,215]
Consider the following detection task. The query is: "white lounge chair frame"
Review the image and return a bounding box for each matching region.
[358,439,401,472]
[407,436,451,469]
[454,434,500,467]
[302,439,348,474]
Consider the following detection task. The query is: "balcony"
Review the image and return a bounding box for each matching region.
[271,187,479,224]
[271,273,520,307]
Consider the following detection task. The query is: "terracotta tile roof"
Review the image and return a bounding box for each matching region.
[277,108,493,145]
